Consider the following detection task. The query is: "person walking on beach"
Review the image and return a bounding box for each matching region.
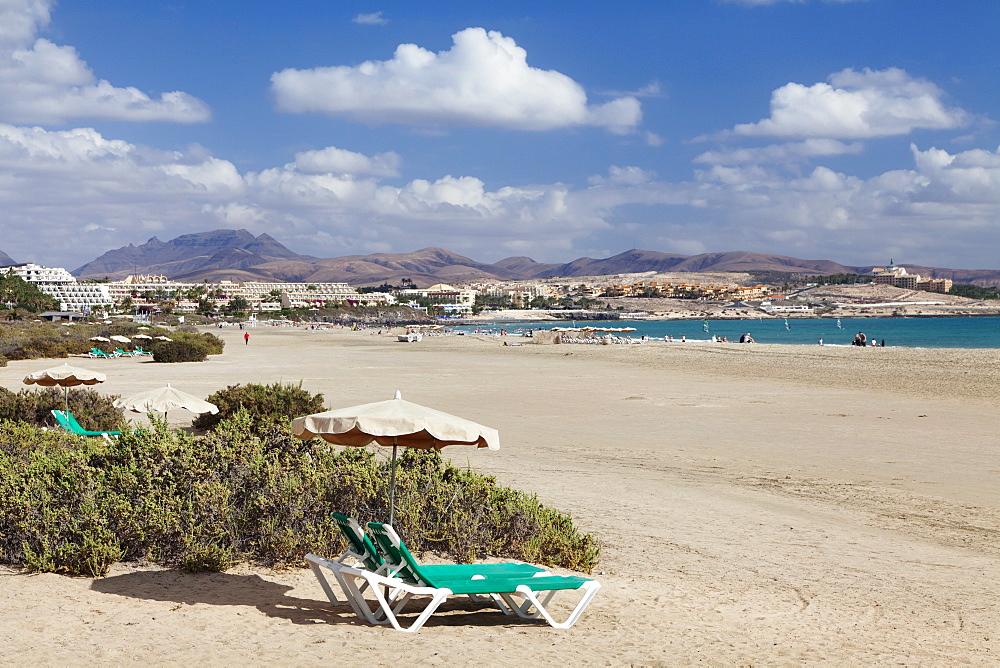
[244,331,250,345]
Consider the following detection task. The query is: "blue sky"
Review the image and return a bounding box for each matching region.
[1,0,999,271]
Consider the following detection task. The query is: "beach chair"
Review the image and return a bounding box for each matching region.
[89,348,113,358]
[310,513,548,616]
[307,522,600,632]
[304,513,384,617]
[115,347,138,357]
[326,513,547,579]
[133,346,153,356]
[51,409,121,439]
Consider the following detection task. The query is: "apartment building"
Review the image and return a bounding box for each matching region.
[4,263,114,312]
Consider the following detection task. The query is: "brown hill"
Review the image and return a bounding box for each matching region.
[69,228,1000,287]
[75,230,314,280]
[533,250,854,278]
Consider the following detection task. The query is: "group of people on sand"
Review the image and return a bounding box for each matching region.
[852,331,887,347]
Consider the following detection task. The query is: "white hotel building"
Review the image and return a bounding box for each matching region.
[7,263,392,313]
[3,263,114,312]
[108,276,394,312]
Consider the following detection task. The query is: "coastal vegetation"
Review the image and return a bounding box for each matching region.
[472,293,605,314]
[148,329,225,363]
[803,273,869,285]
[0,386,121,431]
[0,273,59,313]
[0,399,600,577]
[0,320,223,363]
[948,283,999,300]
[192,382,325,432]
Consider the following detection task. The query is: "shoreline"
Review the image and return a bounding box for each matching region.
[452,311,1000,323]
[442,314,1000,349]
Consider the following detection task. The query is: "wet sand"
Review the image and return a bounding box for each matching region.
[0,326,997,664]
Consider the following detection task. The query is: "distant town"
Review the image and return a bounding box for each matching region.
[0,258,992,322]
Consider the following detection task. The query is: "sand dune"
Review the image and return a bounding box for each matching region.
[0,326,997,664]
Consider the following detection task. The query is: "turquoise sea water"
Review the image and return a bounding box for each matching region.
[452,317,1000,349]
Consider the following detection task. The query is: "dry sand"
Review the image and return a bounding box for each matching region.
[0,326,998,664]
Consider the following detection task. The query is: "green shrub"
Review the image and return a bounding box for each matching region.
[0,320,115,360]
[0,416,599,577]
[151,340,209,363]
[172,330,225,355]
[149,330,224,362]
[192,382,324,432]
[3,335,73,360]
[0,387,122,431]
[0,354,6,367]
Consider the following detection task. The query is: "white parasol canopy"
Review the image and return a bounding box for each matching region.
[109,335,131,343]
[155,336,172,341]
[132,334,153,340]
[113,383,218,418]
[292,391,499,450]
[23,363,107,411]
[291,391,498,523]
[89,336,111,342]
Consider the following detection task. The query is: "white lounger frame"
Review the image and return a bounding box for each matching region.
[304,553,600,633]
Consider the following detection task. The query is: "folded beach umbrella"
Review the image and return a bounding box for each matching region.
[114,383,219,420]
[23,363,107,411]
[291,391,499,524]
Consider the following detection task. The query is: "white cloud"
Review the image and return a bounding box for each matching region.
[588,166,658,186]
[694,139,864,164]
[0,124,608,267]
[666,143,1000,263]
[353,11,388,25]
[0,0,210,124]
[291,146,401,177]
[3,119,1000,271]
[729,68,969,139]
[644,131,665,147]
[271,27,641,133]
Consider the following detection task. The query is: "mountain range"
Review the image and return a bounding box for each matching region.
[3,229,999,287]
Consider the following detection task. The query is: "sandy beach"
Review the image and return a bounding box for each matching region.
[1,326,998,664]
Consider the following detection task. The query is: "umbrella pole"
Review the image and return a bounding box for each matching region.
[388,439,398,525]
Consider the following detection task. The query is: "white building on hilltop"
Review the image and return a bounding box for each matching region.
[3,263,114,312]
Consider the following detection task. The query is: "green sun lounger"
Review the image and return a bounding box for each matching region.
[305,521,601,632]
[51,409,121,439]
[331,512,546,580]
[308,513,549,617]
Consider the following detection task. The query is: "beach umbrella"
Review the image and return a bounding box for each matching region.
[23,363,107,412]
[109,335,131,343]
[291,391,499,524]
[89,336,111,342]
[114,383,219,420]
[132,334,153,340]
[155,336,172,341]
